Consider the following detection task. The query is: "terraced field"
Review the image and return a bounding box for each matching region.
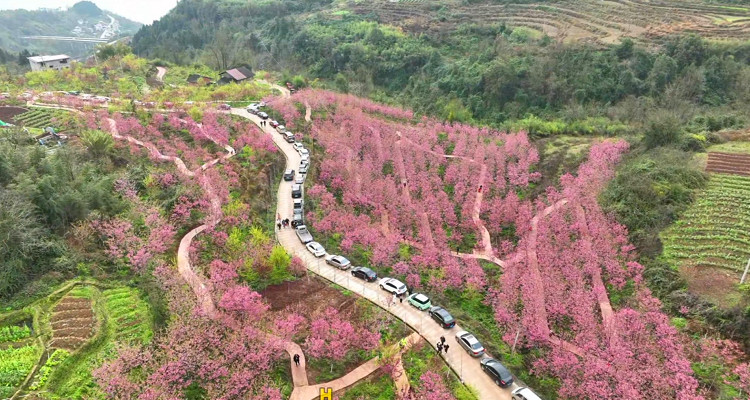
[346,0,750,44]
[662,173,750,305]
[12,108,69,130]
[49,294,94,351]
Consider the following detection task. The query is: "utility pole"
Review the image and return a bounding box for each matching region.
[741,257,750,284]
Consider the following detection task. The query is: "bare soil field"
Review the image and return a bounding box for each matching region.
[706,152,750,176]
[49,296,94,351]
[0,106,28,122]
[346,0,750,44]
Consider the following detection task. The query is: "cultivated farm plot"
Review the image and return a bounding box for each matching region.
[102,287,153,345]
[346,0,750,44]
[49,295,94,351]
[12,108,68,130]
[662,173,750,304]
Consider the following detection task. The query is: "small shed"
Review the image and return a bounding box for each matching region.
[218,66,254,85]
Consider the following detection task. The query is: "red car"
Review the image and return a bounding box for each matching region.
[270,120,280,128]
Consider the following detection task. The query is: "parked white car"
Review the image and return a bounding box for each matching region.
[512,387,542,400]
[293,142,304,152]
[378,277,407,295]
[306,241,326,257]
[299,148,310,157]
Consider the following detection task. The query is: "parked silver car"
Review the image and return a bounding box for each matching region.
[296,225,313,244]
[455,331,485,357]
[325,255,351,270]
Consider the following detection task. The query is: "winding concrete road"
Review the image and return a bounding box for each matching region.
[231,106,517,400]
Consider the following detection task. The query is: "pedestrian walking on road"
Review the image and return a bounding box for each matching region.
[276,219,281,230]
[399,296,403,304]
[444,344,449,354]
[293,354,300,366]
[437,342,443,353]
[440,336,446,345]
[478,184,483,193]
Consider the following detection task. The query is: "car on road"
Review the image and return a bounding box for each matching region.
[292,213,304,228]
[270,120,280,128]
[258,111,269,119]
[217,103,231,110]
[293,199,304,213]
[306,241,326,257]
[351,266,377,282]
[299,162,309,174]
[455,331,485,357]
[276,125,286,133]
[428,306,455,329]
[480,358,514,388]
[378,278,407,295]
[291,184,302,199]
[325,255,351,270]
[296,225,313,244]
[407,293,432,311]
[247,104,260,114]
[512,387,542,400]
[299,148,310,157]
[284,132,295,143]
[293,142,304,152]
[283,169,295,181]
[295,176,305,185]
[66,91,80,96]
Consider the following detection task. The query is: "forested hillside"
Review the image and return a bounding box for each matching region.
[0,1,141,57]
[133,0,750,134]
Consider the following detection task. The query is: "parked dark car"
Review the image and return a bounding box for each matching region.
[428,306,455,329]
[292,213,304,228]
[480,358,514,388]
[283,169,295,181]
[291,184,302,199]
[351,266,377,282]
[258,111,269,119]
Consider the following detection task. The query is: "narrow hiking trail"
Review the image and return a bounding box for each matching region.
[289,332,420,400]
[155,66,167,82]
[393,131,495,260]
[106,115,313,386]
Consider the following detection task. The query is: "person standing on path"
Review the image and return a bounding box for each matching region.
[293,354,300,366]
[444,344,449,354]
[440,336,446,346]
[437,342,443,353]
[276,219,281,230]
[399,295,403,304]
[392,293,397,306]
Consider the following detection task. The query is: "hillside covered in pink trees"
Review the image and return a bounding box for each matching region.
[266,89,733,399]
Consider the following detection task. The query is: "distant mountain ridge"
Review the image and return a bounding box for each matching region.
[0,1,141,58]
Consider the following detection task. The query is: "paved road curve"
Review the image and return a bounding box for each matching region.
[231,107,517,400]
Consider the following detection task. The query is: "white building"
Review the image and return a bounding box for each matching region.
[28,55,72,72]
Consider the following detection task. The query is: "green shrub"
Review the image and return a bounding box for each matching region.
[0,325,31,343]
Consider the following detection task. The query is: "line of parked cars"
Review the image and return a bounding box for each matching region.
[278,107,540,400]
